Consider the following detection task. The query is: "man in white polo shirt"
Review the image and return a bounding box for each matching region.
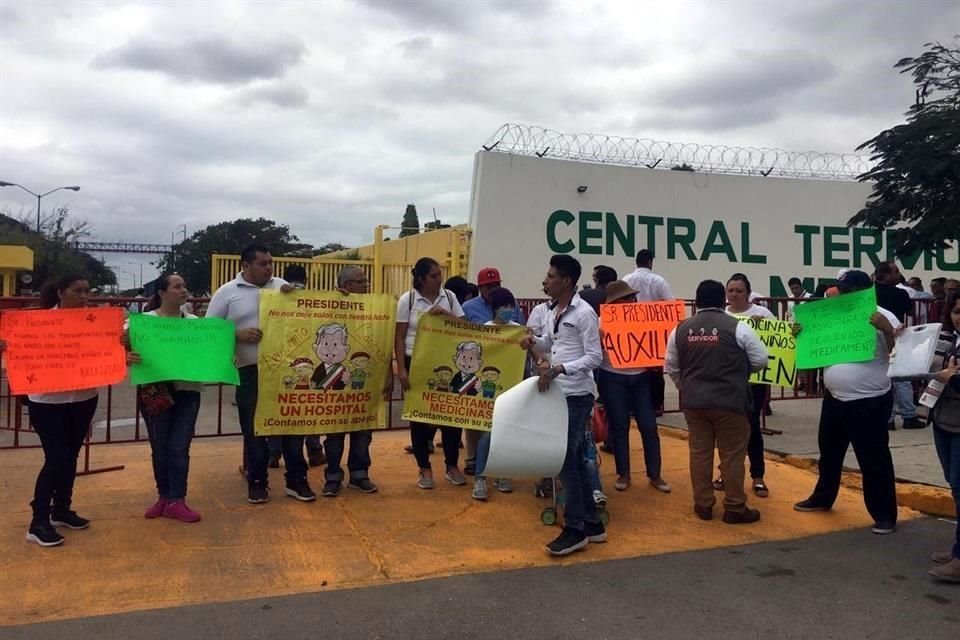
[523,254,605,556]
[207,244,314,504]
[794,269,900,534]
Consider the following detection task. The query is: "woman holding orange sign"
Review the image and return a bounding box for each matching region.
[1,275,101,547]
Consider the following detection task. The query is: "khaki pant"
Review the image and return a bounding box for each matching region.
[684,409,750,513]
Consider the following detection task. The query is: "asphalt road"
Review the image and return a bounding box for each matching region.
[6,517,957,640]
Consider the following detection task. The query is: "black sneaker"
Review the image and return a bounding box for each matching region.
[872,521,897,535]
[545,527,588,556]
[793,498,830,512]
[348,478,378,494]
[26,523,64,547]
[285,480,317,502]
[268,453,282,469]
[584,520,607,543]
[722,507,761,524]
[321,480,341,497]
[50,510,90,530]
[902,417,926,430]
[248,482,270,504]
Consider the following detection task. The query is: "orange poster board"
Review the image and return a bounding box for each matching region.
[599,300,687,368]
[0,307,126,395]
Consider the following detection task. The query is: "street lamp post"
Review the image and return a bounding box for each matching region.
[0,181,82,233]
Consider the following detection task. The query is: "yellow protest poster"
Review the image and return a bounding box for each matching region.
[734,315,797,387]
[403,315,526,431]
[255,290,395,435]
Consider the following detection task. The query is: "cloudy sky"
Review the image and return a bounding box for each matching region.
[0,0,957,287]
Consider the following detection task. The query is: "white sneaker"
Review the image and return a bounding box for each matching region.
[593,490,608,506]
[495,478,513,493]
[472,477,488,501]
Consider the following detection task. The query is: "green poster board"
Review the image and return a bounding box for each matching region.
[129,314,240,385]
[793,287,878,369]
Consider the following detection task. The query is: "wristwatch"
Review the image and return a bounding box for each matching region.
[548,365,563,379]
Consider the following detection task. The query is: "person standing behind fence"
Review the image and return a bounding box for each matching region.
[3,276,108,546]
[395,257,467,489]
[125,274,203,523]
[793,269,900,535]
[206,244,314,504]
[320,266,379,497]
[721,274,774,499]
[664,279,769,525]
[521,255,605,556]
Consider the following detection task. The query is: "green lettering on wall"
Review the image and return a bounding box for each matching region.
[936,246,960,272]
[700,220,737,262]
[635,216,664,255]
[667,218,697,260]
[823,226,850,268]
[740,222,766,264]
[794,225,820,266]
[546,209,575,253]
[852,227,882,269]
[605,213,635,257]
[579,211,603,255]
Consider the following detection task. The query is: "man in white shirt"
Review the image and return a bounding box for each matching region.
[664,280,769,524]
[786,277,814,321]
[206,244,313,504]
[623,249,672,417]
[522,255,604,556]
[793,269,900,535]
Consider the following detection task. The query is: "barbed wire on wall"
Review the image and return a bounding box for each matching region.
[480,123,873,181]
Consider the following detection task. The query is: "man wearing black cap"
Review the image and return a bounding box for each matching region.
[794,269,901,535]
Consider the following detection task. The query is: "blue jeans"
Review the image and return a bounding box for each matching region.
[325,431,373,482]
[891,380,917,420]
[475,431,491,477]
[561,394,600,531]
[933,424,960,558]
[597,369,660,479]
[236,366,307,485]
[144,390,201,500]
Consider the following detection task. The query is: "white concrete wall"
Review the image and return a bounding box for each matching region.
[468,151,958,299]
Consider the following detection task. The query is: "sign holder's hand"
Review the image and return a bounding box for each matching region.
[237,328,263,344]
[126,351,142,365]
[537,364,563,393]
[936,356,959,384]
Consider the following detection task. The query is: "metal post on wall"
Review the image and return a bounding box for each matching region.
[372,225,385,294]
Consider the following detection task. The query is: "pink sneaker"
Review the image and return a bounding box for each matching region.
[144,498,167,519]
[162,500,201,523]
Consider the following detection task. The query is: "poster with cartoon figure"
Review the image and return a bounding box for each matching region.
[255,290,395,435]
[403,315,526,431]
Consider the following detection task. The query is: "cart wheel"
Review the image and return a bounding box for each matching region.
[598,509,610,525]
[541,507,557,526]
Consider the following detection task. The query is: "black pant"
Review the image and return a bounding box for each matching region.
[236,365,307,486]
[747,384,768,479]
[652,368,665,410]
[29,396,99,523]
[810,390,897,524]
[404,356,461,471]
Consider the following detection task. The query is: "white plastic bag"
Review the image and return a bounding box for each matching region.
[483,377,569,479]
[887,323,942,379]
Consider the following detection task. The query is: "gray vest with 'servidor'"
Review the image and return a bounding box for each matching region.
[675,309,753,415]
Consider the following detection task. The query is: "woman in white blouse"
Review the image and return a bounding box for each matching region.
[394,258,467,489]
[126,273,204,523]
[723,274,774,498]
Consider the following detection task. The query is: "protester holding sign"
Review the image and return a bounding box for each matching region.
[596,280,671,494]
[125,274,204,523]
[206,244,312,504]
[793,270,901,535]
[3,275,121,546]
[395,257,467,489]
[521,255,605,556]
[724,274,775,498]
[664,280,769,525]
[927,292,960,583]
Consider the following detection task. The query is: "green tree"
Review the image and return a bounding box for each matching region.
[849,37,960,254]
[313,242,349,255]
[399,204,420,237]
[0,208,117,292]
[425,220,451,231]
[155,218,312,294]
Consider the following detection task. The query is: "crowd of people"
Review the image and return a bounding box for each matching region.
[2,245,958,582]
